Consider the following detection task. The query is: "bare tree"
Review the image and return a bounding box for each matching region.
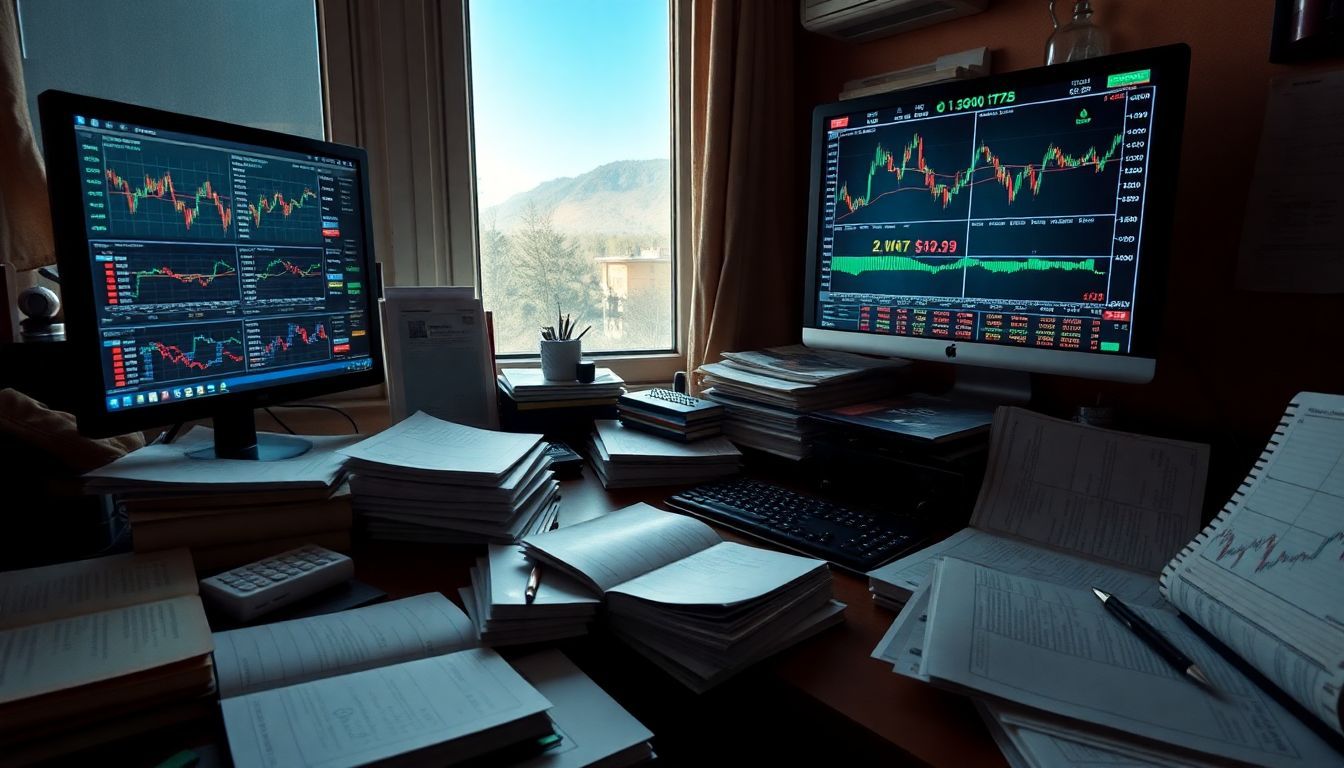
[510,203,603,333]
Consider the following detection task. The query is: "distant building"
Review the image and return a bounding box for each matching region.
[595,248,671,335]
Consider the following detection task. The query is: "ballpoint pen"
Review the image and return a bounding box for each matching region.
[524,517,562,604]
[1092,587,1214,690]
[525,564,541,604]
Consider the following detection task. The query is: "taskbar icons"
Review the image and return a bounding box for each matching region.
[107,381,229,411]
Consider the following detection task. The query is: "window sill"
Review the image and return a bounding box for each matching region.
[496,351,684,387]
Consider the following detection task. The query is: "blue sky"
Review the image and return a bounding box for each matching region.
[468,0,671,208]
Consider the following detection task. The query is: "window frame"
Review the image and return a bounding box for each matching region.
[459,1,691,385]
[321,0,690,388]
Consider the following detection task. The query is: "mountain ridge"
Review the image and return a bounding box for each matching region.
[481,158,671,235]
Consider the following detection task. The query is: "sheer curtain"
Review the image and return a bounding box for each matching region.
[0,2,54,273]
[686,0,798,385]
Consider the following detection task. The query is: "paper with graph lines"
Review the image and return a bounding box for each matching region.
[1161,391,1344,735]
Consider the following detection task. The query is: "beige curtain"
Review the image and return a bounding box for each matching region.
[0,2,54,272]
[686,0,797,385]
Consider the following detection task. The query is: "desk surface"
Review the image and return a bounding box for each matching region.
[354,468,1004,767]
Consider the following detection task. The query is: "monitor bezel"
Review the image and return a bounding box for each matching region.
[801,45,1191,384]
[39,90,385,438]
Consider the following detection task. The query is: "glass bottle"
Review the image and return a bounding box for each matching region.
[1046,0,1110,65]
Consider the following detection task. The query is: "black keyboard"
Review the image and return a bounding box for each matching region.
[666,477,926,574]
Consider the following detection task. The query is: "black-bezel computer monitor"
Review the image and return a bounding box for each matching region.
[802,45,1190,384]
[40,91,384,452]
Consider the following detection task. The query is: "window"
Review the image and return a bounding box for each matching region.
[16,0,324,145]
[467,0,677,358]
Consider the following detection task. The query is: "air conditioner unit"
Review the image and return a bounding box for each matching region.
[801,0,988,42]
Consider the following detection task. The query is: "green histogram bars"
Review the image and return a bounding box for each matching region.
[830,255,1107,277]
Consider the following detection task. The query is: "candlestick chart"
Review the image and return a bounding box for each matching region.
[102,141,234,242]
[239,247,326,302]
[99,244,240,307]
[134,323,247,384]
[232,158,325,245]
[832,93,1127,226]
[246,317,332,369]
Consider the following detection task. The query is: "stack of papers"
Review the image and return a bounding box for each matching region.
[340,412,559,543]
[511,650,655,768]
[0,551,217,763]
[871,394,1344,767]
[587,419,741,489]
[876,560,1343,768]
[698,345,906,460]
[83,427,355,494]
[718,344,904,384]
[214,594,654,768]
[458,544,601,646]
[523,503,845,693]
[866,407,1208,611]
[498,367,625,409]
[85,428,358,571]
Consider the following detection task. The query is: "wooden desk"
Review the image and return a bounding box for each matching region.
[205,406,1003,764]
[353,468,1004,767]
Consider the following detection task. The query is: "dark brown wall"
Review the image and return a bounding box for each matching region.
[794,0,1344,493]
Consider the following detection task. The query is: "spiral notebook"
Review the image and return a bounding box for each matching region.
[873,393,1344,767]
[1159,391,1344,737]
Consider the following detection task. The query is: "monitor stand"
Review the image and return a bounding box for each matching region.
[947,364,1031,405]
[185,407,312,461]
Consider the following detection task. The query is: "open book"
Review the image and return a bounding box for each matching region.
[215,593,555,768]
[868,406,1210,608]
[0,550,215,754]
[521,503,845,692]
[897,393,1344,766]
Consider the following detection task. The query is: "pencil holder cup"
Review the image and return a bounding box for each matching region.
[540,339,582,381]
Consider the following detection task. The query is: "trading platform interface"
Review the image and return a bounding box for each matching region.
[813,66,1161,354]
[72,116,374,413]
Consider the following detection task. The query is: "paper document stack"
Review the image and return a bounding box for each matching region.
[458,544,601,646]
[214,594,654,768]
[511,650,655,768]
[523,503,845,693]
[587,419,741,488]
[498,367,624,408]
[84,427,357,572]
[340,412,559,543]
[697,345,906,460]
[871,393,1344,768]
[0,550,217,763]
[866,406,1209,611]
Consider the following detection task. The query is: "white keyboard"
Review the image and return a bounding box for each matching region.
[200,545,354,622]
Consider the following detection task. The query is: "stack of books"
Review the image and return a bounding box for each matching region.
[0,550,217,763]
[214,593,653,768]
[459,543,601,646]
[83,427,356,572]
[523,503,845,693]
[697,345,907,460]
[340,412,558,543]
[497,367,624,433]
[587,419,741,488]
[618,388,724,441]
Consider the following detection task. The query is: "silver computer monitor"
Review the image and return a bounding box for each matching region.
[802,45,1190,385]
